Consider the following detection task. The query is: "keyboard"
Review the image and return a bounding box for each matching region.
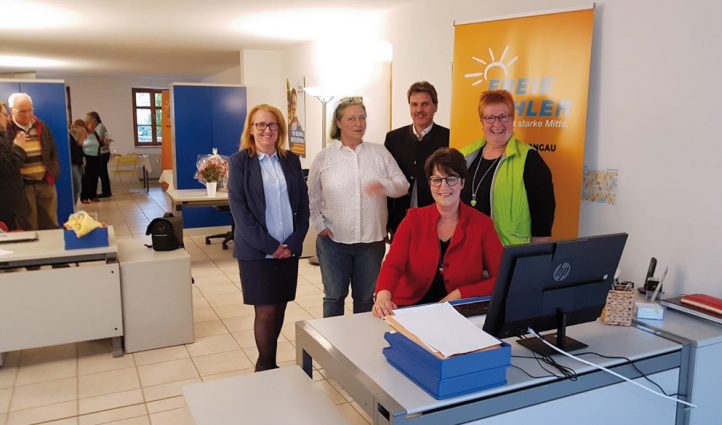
[452,300,490,318]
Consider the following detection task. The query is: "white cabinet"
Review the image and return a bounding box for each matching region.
[117,240,194,353]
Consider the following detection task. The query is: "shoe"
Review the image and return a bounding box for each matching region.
[98,193,112,198]
[91,198,100,203]
[81,199,91,204]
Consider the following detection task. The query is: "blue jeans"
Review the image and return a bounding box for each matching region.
[71,164,82,205]
[316,236,385,318]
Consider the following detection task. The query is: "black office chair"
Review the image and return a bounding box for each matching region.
[205,206,234,250]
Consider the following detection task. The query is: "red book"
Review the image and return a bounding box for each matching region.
[680,294,722,316]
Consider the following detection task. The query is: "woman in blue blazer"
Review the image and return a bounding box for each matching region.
[228,104,309,372]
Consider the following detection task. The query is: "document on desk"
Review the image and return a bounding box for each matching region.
[0,231,38,243]
[389,302,501,358]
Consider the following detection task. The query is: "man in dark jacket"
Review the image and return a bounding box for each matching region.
[7,93,60,230]
[0,101,29,230]
[384,81,449,239]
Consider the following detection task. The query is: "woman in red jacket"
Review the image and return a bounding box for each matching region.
[373,148,503,318]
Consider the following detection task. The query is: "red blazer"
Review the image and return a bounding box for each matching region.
[376,202,503,306]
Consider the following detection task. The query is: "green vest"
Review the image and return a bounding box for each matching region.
[460,136,532,245]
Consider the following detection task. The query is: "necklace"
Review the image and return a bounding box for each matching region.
[470,148,501,207]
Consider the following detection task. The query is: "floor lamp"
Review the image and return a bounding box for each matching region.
[307,93,334,265]
[313,95,334,149]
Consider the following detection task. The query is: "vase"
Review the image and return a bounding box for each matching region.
[206,181,217,197]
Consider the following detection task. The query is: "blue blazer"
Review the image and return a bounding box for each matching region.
[228,149,310,261]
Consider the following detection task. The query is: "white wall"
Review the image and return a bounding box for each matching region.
[65,76,182,156]
[386,0,722,296]
[241,50,285,116]
[284,41,392,169]
[201,65,242,85]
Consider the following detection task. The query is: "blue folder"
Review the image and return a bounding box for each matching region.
[383,331,511,399]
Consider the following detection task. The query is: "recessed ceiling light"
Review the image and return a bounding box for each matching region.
[0,55,65,68]
[0,1,79,29]
[232,8,385,41]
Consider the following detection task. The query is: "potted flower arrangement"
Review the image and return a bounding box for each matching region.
[195,149,229,197]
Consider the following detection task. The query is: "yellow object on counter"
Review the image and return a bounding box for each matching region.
[63,211,104,237]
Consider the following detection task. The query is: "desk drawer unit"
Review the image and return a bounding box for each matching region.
[0,264,123,353]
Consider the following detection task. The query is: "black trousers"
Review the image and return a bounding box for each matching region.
[99,152,112,196]
[81,154,100,200]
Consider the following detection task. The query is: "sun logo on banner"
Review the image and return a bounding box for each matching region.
[464,46,518,86]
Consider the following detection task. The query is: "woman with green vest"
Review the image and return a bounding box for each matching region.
[459,90,555,246]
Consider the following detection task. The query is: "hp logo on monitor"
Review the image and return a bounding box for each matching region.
[553,262,571,282]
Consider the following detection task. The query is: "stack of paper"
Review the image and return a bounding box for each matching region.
[385,302,501,358]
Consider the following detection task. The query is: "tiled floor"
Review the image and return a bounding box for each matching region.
[0,180,371,425]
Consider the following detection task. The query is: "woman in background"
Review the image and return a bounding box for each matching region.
[308,96,408,317]
[228,104,309,372]
[459,90,555,245]
[68,119,87,206]
[86,112,112,198]
[0,101,29,230]
[373,148,503,317]
[81,118,101,204]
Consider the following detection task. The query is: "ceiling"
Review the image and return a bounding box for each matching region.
[0,0,406,80]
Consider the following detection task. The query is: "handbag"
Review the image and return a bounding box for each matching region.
[145,213,183,251]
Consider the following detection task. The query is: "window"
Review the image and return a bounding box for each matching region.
[132,88,167,146]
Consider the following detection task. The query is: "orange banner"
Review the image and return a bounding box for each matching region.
[161,91,173,171]
[451,8,594,240]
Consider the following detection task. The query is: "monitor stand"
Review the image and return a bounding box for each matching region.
[516,310,588,357]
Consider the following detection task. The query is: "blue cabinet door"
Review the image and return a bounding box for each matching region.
[172,84,246,228]
[21,82,73,223]
[173,85,213,191]
[0,81,72,226]
[211,86,247,157]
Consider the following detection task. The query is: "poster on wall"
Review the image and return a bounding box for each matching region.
[583,168,618,205]
[286,78,306,157]
[450,7,595,241]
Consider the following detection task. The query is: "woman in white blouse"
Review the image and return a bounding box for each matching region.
[308,97,409,317]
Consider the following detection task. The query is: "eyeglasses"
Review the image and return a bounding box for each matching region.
[429,176,460,187]
[341,114,367,123]
[253,122,279,131]
[482,114,512,124]
[14,108,34,114]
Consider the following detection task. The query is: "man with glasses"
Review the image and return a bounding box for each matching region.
[7,93,60,230]
[384,81,449,241]
[459,89,555,246]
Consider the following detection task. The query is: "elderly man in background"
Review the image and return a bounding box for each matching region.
[7,93,60,230]
[384,81,449,241]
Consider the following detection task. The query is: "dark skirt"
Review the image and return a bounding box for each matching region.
[238,257,299,305]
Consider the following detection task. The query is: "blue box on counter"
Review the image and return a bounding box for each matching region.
[63,227,109,250]
[383,331,510,399]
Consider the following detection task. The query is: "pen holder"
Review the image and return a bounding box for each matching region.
[602,289,635,326]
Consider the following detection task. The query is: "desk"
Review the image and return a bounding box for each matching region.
[182,366,350,425]
[112,154,151,192]
[166,188,233,248]
[166,188,228,211]
[636,309,722,425]
[135,154,151,192]
[0,228,123,366]
[296,313,685,425]
[166,188,317,256]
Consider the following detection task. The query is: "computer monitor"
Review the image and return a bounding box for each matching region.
[482,233,628,356]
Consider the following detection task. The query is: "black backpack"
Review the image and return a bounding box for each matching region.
[145,213,183,251]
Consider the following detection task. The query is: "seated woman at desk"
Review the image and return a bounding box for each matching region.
[372,148,503,318]
[228,104,309,372]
